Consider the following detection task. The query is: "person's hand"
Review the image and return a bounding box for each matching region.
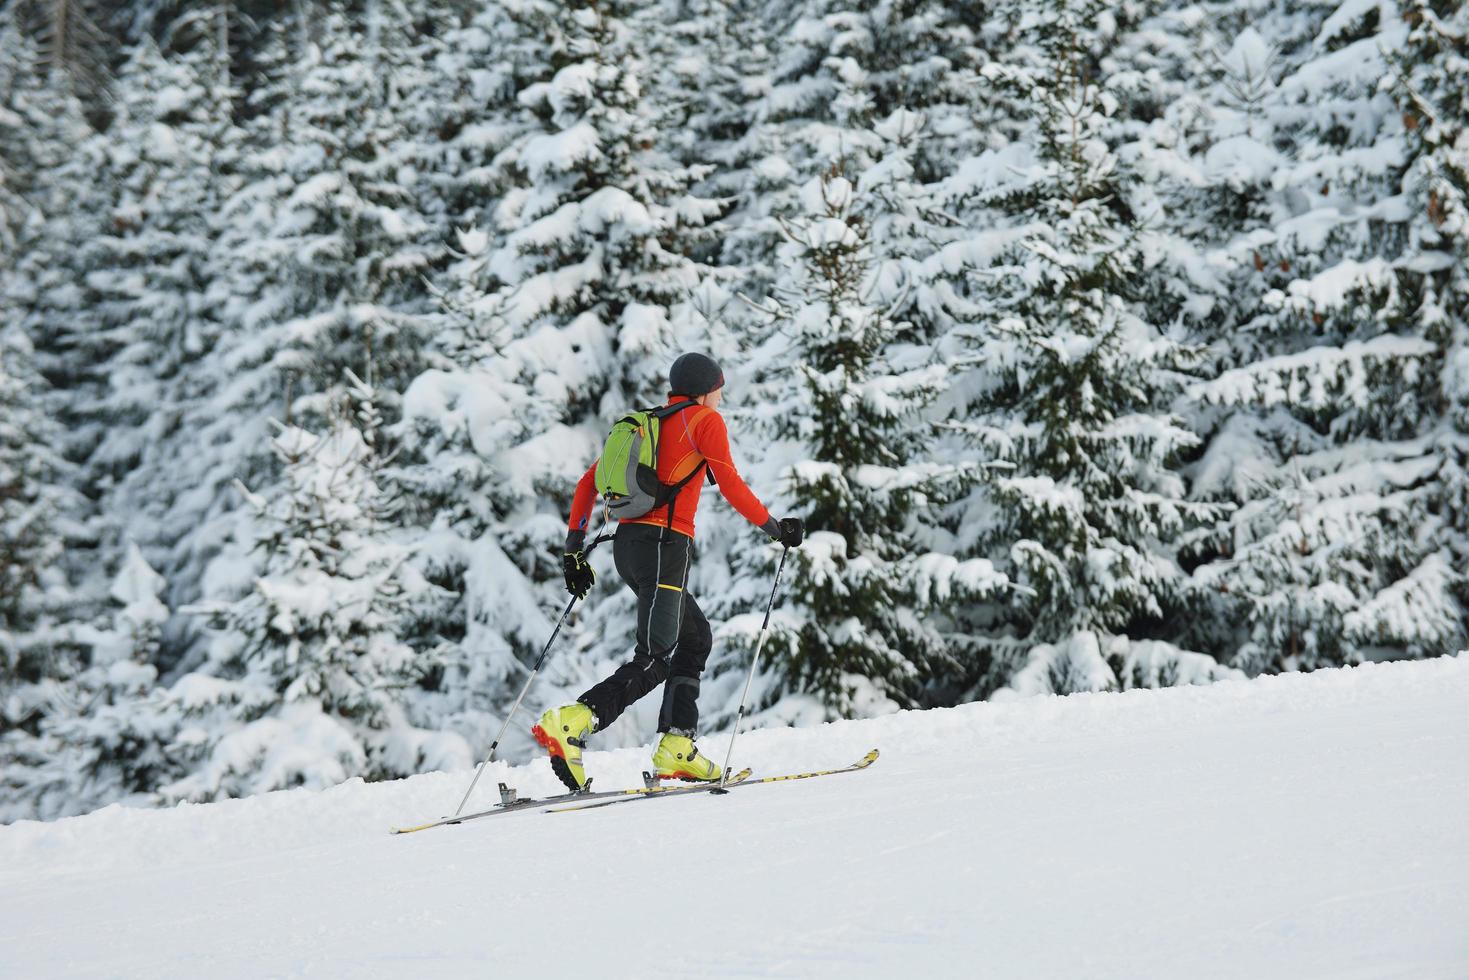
[775,517,804,549]
[563,552,595,599]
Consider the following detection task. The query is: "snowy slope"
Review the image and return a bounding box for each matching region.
[2,657,1466,980]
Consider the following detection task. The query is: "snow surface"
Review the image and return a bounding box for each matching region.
[2,657,1467,979]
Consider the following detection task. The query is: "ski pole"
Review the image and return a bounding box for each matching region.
[450,525,612,817]
[714,545,791,792]
[450,594,578,817]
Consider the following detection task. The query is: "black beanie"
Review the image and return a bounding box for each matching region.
[669,352,725,397]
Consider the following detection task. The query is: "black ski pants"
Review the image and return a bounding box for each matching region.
[578,522,713,735]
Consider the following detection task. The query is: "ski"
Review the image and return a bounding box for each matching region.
[389,767,754,834]
[732,747,879,788]
[548,749,879,813]
[548,766,755,813]
[390,788,593,835]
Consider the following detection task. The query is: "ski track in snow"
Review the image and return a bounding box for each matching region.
[2,656,1467,979]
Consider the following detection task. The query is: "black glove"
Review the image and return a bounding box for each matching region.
[769,516,803,549]
[563,551,595,599]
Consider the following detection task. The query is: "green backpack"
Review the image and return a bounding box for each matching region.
[595,401,711,521]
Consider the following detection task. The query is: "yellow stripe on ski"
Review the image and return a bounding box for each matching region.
[755,748,880,783]
[550,750,880,814]
[391,751,877,830]
[548,768,753,812]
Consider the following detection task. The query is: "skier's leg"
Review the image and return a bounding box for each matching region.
[577,524,691,728]
[650,583,722,781]
[657,591,712,735]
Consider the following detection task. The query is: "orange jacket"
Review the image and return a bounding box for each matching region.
[568,397,773,539]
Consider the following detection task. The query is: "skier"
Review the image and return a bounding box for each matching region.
[532,352,804,791]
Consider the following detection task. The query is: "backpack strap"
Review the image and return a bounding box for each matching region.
[671,402,718,488]
[647,400,702,421]
[661,460,707,501]
[647,400,707,528]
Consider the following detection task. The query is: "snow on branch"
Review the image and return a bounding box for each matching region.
[1189,335,1436,410]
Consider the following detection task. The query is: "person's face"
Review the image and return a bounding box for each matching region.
[699,386,724,410]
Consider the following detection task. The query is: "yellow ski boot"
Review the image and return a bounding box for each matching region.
[531,703,596,791]
[651,733,722,782]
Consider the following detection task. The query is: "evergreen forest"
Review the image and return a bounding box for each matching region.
[1,0,1466,821]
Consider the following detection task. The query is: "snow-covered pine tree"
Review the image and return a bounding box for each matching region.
[645,0,755,170]
[699,6,996,612]
[0,76,21,252]
[1177,1,1467,673]
[19,545,181,820]
[0,9,36,246]
[671,4,1010,722]
[14,0,112,110]
[635,0,779,284]
[163,2,437,624]
[167,372,466,802]
[730,166,1006,715]
[69,21,244,615]
[0,24,106,819]
[388,219,552,753]
[0,327,69,736]
[1,25,119,630]
[0,322,98,821]
[479,0,718,409]
[1398,5,1469,416]
[1104,3,1391,668]
[1095,7,1291,665]
[1376,1,1469,661]
[406,1,522,251]
[956,0,1227,698]
[762,0,979,160]
[238,0,435,401]
[856,107,980,350]
[740,0,986,296]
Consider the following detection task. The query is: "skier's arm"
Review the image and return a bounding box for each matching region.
[566,460,598,551]
[689,410,780,536]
